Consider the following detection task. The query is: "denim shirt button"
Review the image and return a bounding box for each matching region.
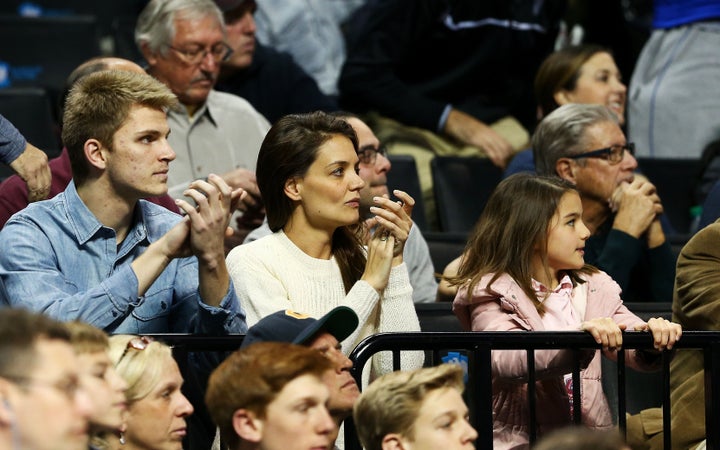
[111,310,117,317]
[160,301,167,310]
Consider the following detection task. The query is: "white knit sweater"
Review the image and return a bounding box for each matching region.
[226,230,422,376]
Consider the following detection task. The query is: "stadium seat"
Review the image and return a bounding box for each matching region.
[431,156,502,233]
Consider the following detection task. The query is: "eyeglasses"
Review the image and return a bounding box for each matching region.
[166,42,234,65]
[4,374,81,401]
[567,142,635,165]
[118,336,154,363]
[357,145,388,166]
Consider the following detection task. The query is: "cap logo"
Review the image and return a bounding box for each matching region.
[284,310,311,320]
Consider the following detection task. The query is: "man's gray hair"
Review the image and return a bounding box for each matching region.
[533,103,619,176]
[135,0,225,57]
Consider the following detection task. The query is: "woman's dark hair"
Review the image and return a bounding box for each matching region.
[449,174,597,314]
[256,111,364,292]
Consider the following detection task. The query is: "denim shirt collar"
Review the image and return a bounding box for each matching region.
[63,180,148,250]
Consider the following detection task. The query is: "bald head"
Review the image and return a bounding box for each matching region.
[67,57,145,87]
[60,57,148,122]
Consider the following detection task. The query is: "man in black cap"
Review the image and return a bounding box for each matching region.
[235,306,360,450]
[241,306,360,424]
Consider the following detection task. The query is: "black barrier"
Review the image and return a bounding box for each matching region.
[345,331,720,450]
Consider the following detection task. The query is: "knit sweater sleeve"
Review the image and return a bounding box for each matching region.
[374,263,424,375]
[226,233,422,375]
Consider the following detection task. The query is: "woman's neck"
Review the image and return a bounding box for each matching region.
[283,216,334,259]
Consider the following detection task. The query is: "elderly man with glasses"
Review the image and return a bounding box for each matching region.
[533,103,675,302]
[136,0,271,246]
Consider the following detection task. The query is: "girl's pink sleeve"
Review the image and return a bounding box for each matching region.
[589,273,661,371]
[456,289,594,381]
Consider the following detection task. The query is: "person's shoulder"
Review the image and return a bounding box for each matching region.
[2,191,67,233]
[208,89,257,111]
[254,42,291,64]
[457,272,518,303]
[580,270,622,294]
[207,90,270,126]
[227,232,281,263]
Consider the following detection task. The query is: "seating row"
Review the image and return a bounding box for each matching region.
[389,152,703,240]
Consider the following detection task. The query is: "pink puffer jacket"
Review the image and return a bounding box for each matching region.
[453,271,656,450]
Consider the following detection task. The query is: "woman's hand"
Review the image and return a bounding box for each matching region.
[634,317,682,351]
[581,317,627,351]
[368,190,414,259]
[361,223,396,293]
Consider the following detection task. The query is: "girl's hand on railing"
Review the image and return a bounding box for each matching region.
[581,317,626,351]
[635,317,683,350]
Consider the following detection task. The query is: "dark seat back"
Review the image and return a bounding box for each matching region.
[699,179,720,230]
[431,156,502,233]
[0,15,102,106]
[637,158,703,238]
[0,88,61,153]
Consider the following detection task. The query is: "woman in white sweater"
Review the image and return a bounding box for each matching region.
[226,111,421,377]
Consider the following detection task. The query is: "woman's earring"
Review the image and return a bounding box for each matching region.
[119,431,126,445]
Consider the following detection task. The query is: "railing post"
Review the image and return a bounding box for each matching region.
[705,342,720,450]
[527,349,537,444]
[470,343,493,450]
[617,349,626,433]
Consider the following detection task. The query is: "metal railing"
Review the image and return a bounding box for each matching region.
[344,331,720,450]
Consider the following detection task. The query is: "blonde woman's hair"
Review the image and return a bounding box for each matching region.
[108,335,173,403]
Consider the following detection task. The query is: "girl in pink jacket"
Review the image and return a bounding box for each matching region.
[450,174,681,450]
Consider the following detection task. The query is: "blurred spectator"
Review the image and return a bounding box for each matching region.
[206,342,336,450]
[0,308,93,450]
[253,0,365,96]
[504,44,627,177]
[107,335,194,449]
[136,0,270,243]
[214,0,339,124]
[65,321,128,450]
[533,426,630,450]
[628,0,720,158]
[339,0,565,228]
[354,364,476,450]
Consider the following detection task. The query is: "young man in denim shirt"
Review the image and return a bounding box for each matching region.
[0,70,247,335]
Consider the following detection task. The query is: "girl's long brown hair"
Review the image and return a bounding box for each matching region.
[448,174,597,314]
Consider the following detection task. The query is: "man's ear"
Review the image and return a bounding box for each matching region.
[140,42,159,66]
[555,158,577,184]
[232,409,263,444]
[283,177,302,201]
[554,90,572,106]
[84,139,107,171]
[381,433,408,450]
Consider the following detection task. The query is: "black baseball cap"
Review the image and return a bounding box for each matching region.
[240,306,359,349]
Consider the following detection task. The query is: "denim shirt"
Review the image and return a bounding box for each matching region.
[0,181,247,334]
